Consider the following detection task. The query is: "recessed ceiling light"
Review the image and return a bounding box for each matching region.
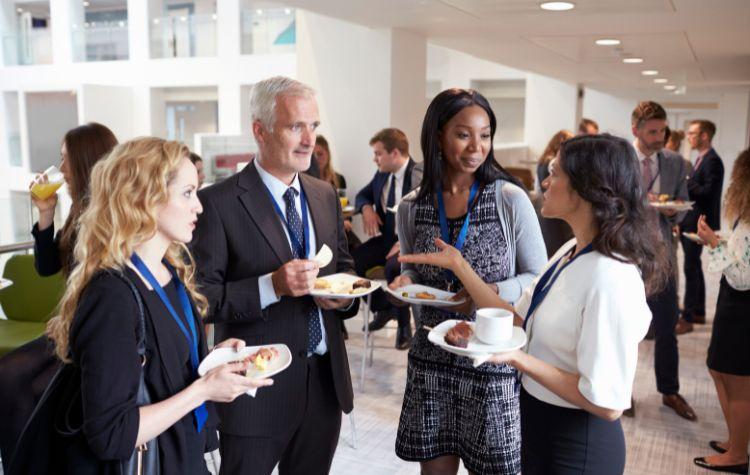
[623,57,644,64]
[540,2,575,11]
[653,78,668,83]
[16,7,23,12]
[664,85,677,90]
[83,1,90,6]
[641,70,658,76]
[595,38,620,46]
[284,8,292,15]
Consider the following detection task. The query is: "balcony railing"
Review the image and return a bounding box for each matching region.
[1,29,52,66]
[72,22,130,62]
[241,8,295,55]
[150,13,217,58]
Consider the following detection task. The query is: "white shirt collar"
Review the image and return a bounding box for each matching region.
[392,158,409,181]
[254,159,301,205]
[633,140,657,163]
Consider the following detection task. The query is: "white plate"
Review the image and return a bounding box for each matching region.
[385,284,466,308]
[313,244,333,268]
[428,320,527,357]
[0,278,12,290]
[198,344,292,393]
[342,205,355,214]
[649,201,694,211]
[310,273,381,299]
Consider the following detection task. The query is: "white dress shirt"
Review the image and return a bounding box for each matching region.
[380,159,410,212]
[255,160,328,355]
[634,141,660,193]
[514,239,652,410]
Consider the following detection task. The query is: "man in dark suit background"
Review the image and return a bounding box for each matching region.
[676,120,725,334]
[192,76,358,475]
[628,101,696,420]
[353,128,422,350]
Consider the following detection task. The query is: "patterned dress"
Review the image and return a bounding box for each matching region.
[395,181,521,475]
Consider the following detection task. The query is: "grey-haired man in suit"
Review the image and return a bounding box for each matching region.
[192,76,358,474]
[628,101,697,421]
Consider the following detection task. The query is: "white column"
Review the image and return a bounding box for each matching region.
[0,1,16,66]
[18,91,30,171]
[217,0,240,58]
[218,83,242,135]
[390,29,427,161]
[50,0,83,64]
[127,0,149,60]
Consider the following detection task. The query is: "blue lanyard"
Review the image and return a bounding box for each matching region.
[265,185,310,259]
[437,181,479,287]
[522,243,594,331]
[130,253,207,432]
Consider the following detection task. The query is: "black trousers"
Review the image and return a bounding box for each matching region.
[218,354,342,475]
[352,234,410,329]
[680,235,706,321]
[521,388,625,475]
[648,277,680,395]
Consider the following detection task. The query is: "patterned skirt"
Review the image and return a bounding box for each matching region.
[395,355,521,475]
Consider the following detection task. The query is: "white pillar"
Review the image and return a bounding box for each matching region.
[127,0,149,60]
[50,0,81,64]
[218,83,242,135]
[217,0,240,58]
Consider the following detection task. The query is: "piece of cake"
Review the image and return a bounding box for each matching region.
[352,279,372,289]
[444,321,473,348]
[314,278,331,290]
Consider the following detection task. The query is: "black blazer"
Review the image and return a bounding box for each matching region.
[191,164,358,438]
[31,223,64,276]
[68,269,218,475]
[682,148,724,231]
[354,158,420,222]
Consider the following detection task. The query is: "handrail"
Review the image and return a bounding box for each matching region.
[0,241,34,255]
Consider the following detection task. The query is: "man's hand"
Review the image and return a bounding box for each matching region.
[362,205,383,237]
[386,242,400,260]
[314,297,350,310]
[343,220,353,232]
[271,259,319,297]
[658,207,678,218]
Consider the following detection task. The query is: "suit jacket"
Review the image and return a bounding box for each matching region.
[191,163,358,438]
[354,158,423,224]
[682,148,724,231]
[652,150,690,247]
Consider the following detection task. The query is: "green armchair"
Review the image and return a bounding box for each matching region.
[0,254,65,356]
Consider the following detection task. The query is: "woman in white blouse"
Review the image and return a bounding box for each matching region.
[400,134,669,474]
[693,149,750,474]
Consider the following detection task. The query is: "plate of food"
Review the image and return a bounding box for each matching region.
[311,273,380,299]
[427,320,527,357]
[649,196,694,211]
[385,284,466,308]
[198,344,292,394]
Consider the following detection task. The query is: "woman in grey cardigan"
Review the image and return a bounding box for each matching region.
[390,89,546,475]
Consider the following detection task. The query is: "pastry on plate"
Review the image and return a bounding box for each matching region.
[244,347,279,372]
[314,278,331,290]
[416,291,436,300]
[352,279,372,289]
[444,321,473,348]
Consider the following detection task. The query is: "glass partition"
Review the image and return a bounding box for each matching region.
[240,7,295,55]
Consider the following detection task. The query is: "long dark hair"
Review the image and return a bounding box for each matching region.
[417,88,520,202]
[58,122,118,276]
[559,134,668,295]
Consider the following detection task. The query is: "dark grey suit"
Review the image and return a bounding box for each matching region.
[645,150,688,396]
[192,163,358,474]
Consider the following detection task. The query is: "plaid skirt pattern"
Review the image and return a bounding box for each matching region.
[395,356,521,475]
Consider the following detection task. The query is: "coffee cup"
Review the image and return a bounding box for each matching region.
[475,308,513,345]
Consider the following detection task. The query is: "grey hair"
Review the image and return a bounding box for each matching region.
[249,76,316,131]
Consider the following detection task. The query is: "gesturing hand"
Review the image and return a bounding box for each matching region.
[362,205,383,237]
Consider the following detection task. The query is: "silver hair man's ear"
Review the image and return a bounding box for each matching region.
[249,76,316,132]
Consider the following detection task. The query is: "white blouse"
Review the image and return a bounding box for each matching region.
[707,220,750,291]
[514,239,652,411]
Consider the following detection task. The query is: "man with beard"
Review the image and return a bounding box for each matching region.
[627,101,696,421]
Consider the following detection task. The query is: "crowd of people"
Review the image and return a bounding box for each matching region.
[0,75,747,475]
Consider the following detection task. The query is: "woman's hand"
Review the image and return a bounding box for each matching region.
[487,349,522,366]
[696,214,719,248]
[398,238,464,272]
[29,175,58,230]
[388,274,413,290]
[195,361,273,403]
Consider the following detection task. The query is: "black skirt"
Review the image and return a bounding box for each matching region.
[707,276,750,375]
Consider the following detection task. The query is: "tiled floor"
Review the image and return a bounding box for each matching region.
[327,251,737,475]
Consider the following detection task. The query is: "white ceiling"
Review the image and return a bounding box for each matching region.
[282,0,750,98]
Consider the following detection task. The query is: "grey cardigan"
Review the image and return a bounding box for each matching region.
[397,179,547,304]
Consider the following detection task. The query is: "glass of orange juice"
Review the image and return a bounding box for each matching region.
[337,189,348,208]
[30,166,64,200]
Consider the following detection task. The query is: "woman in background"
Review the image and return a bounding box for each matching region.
[535,129,573,193]
[693,149,750,474]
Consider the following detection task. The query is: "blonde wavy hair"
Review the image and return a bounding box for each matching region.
[48,137,209,362]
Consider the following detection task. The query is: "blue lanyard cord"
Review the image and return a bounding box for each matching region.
[265,185,310,259]
[436,181,480,288]
[522,243,594,332]
[130,253,207,432]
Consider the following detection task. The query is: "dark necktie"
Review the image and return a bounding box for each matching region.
[282,188,322,353]
[383,174,396,238]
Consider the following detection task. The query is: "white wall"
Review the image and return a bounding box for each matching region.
[524,73,577,160]
[582,87,637,140]
[26,91,78,172]
[78,84,136,141]
[390,28,427,161]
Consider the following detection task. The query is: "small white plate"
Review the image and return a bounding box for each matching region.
[0,278,13,290]
[313,244,333,268]
[428,320,527,357]
[310,273,381,299]
[342,205,355,214]
[198,344,292,394]
[649,201,694,211]
[385,284,466,308]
